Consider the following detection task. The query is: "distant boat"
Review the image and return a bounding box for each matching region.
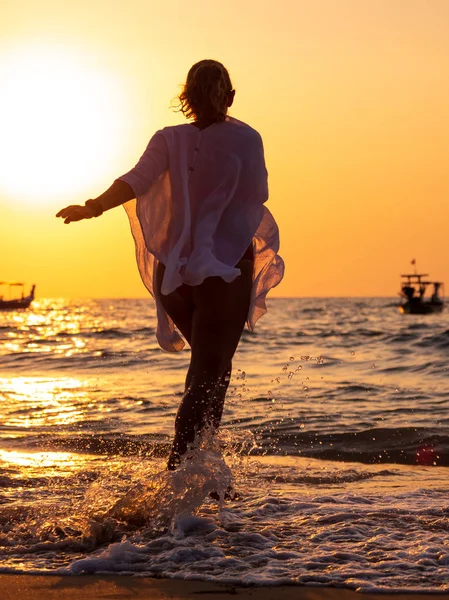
[399,271,444,315]
[0,282,36,310]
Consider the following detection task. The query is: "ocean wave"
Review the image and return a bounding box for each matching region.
[0,349,157,371]
[2,326,156,342]
[28,433,171,458]
[387,333,420,343]
[417,329,449,349]
[257,426,449,466]
[6,425,449,468]
[260,468,396,485]
[1,453,448,592]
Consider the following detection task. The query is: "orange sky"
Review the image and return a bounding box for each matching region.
[1,0,448,298]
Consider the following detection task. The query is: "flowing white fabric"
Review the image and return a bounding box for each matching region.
[119,116,284,352]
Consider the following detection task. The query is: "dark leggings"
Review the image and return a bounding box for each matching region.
[156,248,254,469]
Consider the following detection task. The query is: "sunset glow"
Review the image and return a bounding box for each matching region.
[0,45,126,203]
[1,1,449,297]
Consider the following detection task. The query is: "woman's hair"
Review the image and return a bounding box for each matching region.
[175,60,233,123]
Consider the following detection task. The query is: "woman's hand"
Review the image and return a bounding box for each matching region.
[55,204,96,224]
[55,181,135,224]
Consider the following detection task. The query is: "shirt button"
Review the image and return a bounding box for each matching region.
[189,167,194,171]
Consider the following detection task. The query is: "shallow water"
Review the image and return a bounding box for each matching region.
[1,298,448,592]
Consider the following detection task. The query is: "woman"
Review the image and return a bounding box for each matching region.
[56,59,284,471]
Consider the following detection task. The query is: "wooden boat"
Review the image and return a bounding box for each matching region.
[0,283,35,310]
[399,273,444,314]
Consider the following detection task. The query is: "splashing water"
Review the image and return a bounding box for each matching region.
[0,433,237,567]
[104,448,232,528]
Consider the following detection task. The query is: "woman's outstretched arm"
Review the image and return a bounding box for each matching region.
[56,179,135,224]
[56,130,168,224]
[92,179,136,211]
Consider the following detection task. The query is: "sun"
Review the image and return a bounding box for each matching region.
[0,45,126,204]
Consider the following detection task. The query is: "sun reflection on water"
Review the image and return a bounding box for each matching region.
[0,299,107,358]
[0,449,79,470]
[0,376,90,428]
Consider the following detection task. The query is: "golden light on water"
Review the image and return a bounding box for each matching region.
[0,449,78,470]
[2,300,106,357]
[1,376,90,428]
[0,45,126,204]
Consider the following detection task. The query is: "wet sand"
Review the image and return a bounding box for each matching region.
[1,575,449,600]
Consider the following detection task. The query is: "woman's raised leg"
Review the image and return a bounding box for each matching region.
[167,259,253,469]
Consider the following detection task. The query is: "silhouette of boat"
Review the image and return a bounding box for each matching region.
[0,282,36,310]
[399,272,444,314]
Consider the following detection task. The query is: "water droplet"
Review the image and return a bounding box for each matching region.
[288,372,294,379]
[289,356,295,361]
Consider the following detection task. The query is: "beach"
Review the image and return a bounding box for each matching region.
[3,575,449,600]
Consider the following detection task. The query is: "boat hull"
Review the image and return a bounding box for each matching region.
[0,300,33,310]
[399,301,444,315]
[0,296,34,310]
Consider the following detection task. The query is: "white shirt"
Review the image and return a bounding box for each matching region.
[119,116,284,352]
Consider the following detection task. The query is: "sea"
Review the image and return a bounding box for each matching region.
[1,297,449,593]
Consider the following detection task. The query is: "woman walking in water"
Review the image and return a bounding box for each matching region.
[56,60,284,471]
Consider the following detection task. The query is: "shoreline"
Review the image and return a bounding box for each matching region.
[1,575,449,600]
